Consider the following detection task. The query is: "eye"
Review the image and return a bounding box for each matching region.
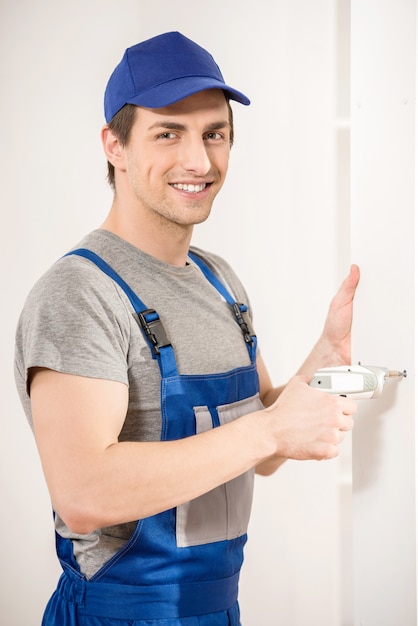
[205,132,224,141]
[157,132,178,140]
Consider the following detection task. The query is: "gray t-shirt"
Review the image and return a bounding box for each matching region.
[14,229,255,579]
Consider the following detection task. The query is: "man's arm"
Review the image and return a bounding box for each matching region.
[255,264,360,475]
[30,367,274,534]
[30,362,356,534]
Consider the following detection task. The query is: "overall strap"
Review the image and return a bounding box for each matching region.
[64,248,257,373]
[64,248,178,378]
[188,251,257,363]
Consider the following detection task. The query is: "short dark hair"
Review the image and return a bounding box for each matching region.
[106,104,137,189]
[106,97,235,189]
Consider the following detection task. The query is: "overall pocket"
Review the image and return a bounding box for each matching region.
[176,393,263,548]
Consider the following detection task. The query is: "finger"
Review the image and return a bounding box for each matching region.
[341,397,358,416]
[341,264,360,296]
[347,264,360,289]
[339,413,354,432]
[332,264,360,308]
[331,428,347,448]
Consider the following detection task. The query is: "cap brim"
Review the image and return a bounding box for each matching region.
[126,76,250,108]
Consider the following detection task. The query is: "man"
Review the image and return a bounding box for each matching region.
[15,31,359,625]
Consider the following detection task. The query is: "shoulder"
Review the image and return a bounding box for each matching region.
[18,236,135,351]
[24,252,125,315]
[25,230,135,309]
[15,237,134,398]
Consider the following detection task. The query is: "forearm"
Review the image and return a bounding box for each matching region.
[52,409,275,534]
[32,368,357,533]
[31,369,277,533]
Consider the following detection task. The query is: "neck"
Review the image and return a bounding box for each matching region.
[100,199,193,267]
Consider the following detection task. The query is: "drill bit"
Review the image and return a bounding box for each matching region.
[385,370,407,379]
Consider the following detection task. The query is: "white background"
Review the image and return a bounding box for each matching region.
[350,1,417,624]
[1,1,360,624]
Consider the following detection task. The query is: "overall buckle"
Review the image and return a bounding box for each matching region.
[232,303,255,345]
[138,309,171,355]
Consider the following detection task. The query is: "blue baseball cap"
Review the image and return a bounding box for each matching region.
[104,31,250,122]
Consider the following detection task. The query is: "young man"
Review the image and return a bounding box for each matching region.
[15,31,359,626]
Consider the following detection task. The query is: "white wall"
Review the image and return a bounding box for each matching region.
[1,2,345,624]
[351,1,417,624]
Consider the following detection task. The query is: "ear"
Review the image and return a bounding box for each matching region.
[101,125,127,172]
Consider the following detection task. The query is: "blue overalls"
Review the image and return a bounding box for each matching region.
[42,249,261,626]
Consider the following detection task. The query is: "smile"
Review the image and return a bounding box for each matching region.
[171,183,208,194]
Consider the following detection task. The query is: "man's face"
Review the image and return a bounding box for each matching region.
[118,89,231,229]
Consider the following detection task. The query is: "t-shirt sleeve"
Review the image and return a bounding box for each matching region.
[15,255,132,398]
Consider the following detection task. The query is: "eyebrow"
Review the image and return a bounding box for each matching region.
[147,120,230,132]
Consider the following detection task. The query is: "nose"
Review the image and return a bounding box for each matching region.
[179,136,211,176]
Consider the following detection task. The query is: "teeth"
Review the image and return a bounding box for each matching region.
[172,183,206,193]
